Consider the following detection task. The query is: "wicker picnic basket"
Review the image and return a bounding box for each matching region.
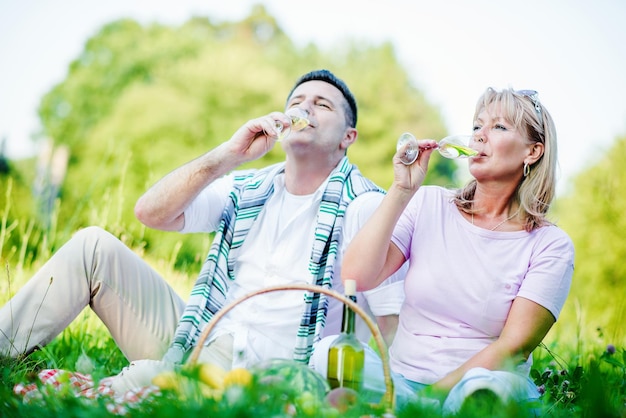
[187,283,396,412]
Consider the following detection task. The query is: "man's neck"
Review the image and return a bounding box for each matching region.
[283,157,342,195]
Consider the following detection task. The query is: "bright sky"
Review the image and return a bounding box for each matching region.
[1,0,625,194]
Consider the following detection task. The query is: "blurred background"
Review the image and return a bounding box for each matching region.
[2,0,626,194]
[0,0,624,347]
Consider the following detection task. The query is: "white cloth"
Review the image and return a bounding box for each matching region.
[181,172,405,368]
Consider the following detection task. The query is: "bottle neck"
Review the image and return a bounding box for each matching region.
[341,295,357,334]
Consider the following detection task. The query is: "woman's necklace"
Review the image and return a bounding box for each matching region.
[472,209,520,231]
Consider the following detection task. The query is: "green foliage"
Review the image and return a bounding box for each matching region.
[26,317,127,381]
[0,175,61,273]
[552,135,626,344]
[530,344,626,417]
[4,5,454,269]
[1,333,624,417]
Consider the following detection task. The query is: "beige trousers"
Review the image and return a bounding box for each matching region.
[0,226,186,361]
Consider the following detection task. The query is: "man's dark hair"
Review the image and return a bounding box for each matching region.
[287,69,357,128]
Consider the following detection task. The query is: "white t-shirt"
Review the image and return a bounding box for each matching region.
[181,171,405,367]
[389,186,574,384]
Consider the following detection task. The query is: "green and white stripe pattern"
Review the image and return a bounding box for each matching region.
[163,157,383,365]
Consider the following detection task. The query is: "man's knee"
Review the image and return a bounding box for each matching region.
[66,227,134,265]
[71,226,118,249]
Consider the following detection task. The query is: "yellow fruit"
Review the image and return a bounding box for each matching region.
[154,370,219,401]
[198,362,228,390]
[152,371,181,391]
[198,381,223,400]
[223,368,252,388]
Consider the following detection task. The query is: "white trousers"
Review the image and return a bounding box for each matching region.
[0,226,186,361]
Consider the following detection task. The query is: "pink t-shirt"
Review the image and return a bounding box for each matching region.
[390,186,574,384]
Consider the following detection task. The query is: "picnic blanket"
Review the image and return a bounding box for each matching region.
[13,369,158,415]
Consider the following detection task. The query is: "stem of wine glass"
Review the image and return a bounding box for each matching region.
[275,122,291,141]
[263,120,288,141]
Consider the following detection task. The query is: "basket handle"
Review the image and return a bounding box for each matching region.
[187,283,395,411]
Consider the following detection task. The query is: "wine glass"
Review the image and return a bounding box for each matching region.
[396,132,478,165]
[265,108,311,141]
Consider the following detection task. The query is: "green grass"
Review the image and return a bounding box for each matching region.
[1,190,625,417]
[1,330,623,417]
[1,256,624,416]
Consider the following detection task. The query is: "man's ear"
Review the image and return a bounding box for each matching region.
[340,127,358,150]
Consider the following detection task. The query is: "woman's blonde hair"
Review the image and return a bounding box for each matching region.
[454,87,558,231]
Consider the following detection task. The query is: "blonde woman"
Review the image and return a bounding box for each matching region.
[340,87,574,413]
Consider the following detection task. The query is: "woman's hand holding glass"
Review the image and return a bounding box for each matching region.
[392,136,438,194]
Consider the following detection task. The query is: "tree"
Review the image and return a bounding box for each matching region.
[553,135,626,344]
[8,6,454,270]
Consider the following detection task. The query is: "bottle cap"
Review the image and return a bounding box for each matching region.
[344,279,357,296]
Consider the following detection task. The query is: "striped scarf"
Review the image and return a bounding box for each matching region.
[162,157,383,365]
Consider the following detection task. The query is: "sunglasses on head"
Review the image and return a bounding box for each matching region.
[515,89,542,119]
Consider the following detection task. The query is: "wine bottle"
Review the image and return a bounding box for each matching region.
[327,279,364,391]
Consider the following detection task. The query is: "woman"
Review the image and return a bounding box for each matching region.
[340,87,575,413]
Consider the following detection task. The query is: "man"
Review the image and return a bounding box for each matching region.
[1,70,403,389]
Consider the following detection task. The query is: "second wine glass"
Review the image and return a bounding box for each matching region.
[396,133,478,165]
[266,108,311,141]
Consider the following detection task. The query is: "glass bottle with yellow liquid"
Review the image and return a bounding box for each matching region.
[327,279,364,391]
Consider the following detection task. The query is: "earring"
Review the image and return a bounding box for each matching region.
[523,162,530,177]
